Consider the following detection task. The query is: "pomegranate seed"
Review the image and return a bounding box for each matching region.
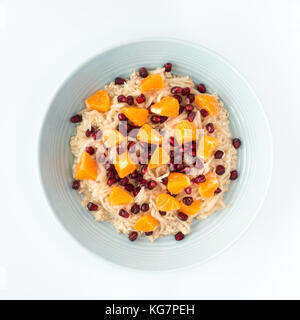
[187,112,196,122]
[119,177,129,186]
[131,204,140,214]
[181,87,190,96]
[162,177,168,185]
[175,164,184,171]
[159,211,166,216]
[85,146,95,155]
[117,95,127,103]
[87,202,98,211]
[215,187,222,194]
[206,123,214,133]
[139,67,148,78]
[125,183,134,192]
[133,186,141,196]
[185,104,194,112]
[214,150,224,159]
[216,165,225,175]
[195,158,203,169]
[160,116,168,123]
[119,209,129,218]
[164,62,172,72]
[230,170,238,180]
[105,162,114,171]
[136,173,143,182]
[178,212,188,221]
[179,105,185,114]
[141,165,148,175]
[145,231,153,236]
[200,109,209,117]
[187,93,195,103]
[193,175,206,184]
[171,86,182,94]
[197,83,206,93]
[85,127,95,137]
[141,203,150,212]
[151,115,161,123]
[141,179,148,187]
[126,95,134,105]
[72,180,80,190]
[173,95,182,104]
[232,138,241,149]
[115,77,126,85]
[70,114,82,123]
[118,113,127,121]
[92,129,102,140]
[107,178,117,186]
[182,196,193,206]
[107,169,115,179]
[129,170,138,179]
[136,94,146,104]
[175,232,185,241]
[184,186,192,194]
[98,153,106,163]
[129,231,138,241]
[147,180,157,190]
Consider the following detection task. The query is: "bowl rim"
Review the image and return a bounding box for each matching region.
[38,37,273,272]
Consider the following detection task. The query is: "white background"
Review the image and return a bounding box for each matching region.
[1,0,299,299]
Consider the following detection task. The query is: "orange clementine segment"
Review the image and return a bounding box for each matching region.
[174,120,197,144]
[122,107,149,127]
[74,151,97,180]
[198,172,219,199]
[180,199,202,216]
[109,186,134,205]
[139,74,164,92]
[85,89,111,113]
[197,135,218,161]
[102,129,125,148]
[151,97,179,117]
[134,213,159,232]
[114,152,137,178]
[167,172,191,195]
[148,147,170,169]
[156,193,180,211]
[137,124,162,145]
[195,94,219,116]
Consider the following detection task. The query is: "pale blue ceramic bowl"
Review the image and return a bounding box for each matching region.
[39,38,272,270]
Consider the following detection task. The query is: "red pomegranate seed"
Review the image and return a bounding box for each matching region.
[85,127,95,137]
[181,87,190,96]
[136,94,146,104]
[230,170,238,180]
[171,86,182,94]
[151,115,161,123]
[182,196,193,206]
[175,232,185,241]
[184,186,192,194]
[185,104,194,112]
[85,146,95,155]
[178,212,188,221]
[141,203,150,212]
[105,162,114,171]
[173,95,182,104]
[232,138,241,149]
[206,123,214,133]
[131,203,140,214]
[129,170,138,179]
[119,177,129,186]
[126,95,134,105]
[147,180,157,190]
[197,83,206,93]
[175,164,184,171]
[187,93,195,103]
[141,164,148,175]
[187,112,196,122]
[107,169,116,178]
[162,177,168,185]
[139,67,148,78]
[178,105,184,114]
[98,153,106,163]
[214,150,224,159]
[87,202,98,211]
[118,113,127,121]
[70,114,82,123]
[216,165,225,175]
[119,209,129,218]
[159,211,166,216]
[164,62,172,72]
[125,183,134,192]
[200,109,209,117]
[136,173,143,182]
[115,77,126,85]
[129,231,138,241]
[160,116,168,123]
[92,129,103,140]
[117,95,127,103]
[140,178,148,187]
[215,187,222,194]
[72,180,80,190]
[133,186,141,196]
[107,178,117,186]
[145,231,153,236]
[193,175,206,184]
